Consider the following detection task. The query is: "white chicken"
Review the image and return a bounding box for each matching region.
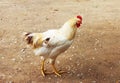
[24,15,82,77]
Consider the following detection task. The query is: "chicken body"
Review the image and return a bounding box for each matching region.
[24,15,82,76]
[34,30,73,61]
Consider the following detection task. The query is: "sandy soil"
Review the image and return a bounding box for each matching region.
[0,0,120,83]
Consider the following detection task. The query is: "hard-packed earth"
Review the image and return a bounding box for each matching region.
[0,0,120,83]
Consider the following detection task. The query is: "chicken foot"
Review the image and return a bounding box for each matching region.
[40,60,66,77]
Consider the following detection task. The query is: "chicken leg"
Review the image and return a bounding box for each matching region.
[40,60,65,77]
[51,63,61,77]
[40,60,45,76]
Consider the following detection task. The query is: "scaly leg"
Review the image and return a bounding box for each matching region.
[51,64,61,77]
[40,60,45,77]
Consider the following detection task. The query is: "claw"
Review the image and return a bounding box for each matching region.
[58,70,67,74]
[41,69,45,77]
[54,71,61,77]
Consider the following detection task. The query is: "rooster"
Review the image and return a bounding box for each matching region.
[24,15,82,77]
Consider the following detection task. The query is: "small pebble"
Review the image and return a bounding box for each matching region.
[53,9,59,11]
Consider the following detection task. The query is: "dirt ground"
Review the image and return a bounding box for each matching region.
[0,0,120,83]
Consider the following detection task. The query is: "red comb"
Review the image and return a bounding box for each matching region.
[77,15,82,20]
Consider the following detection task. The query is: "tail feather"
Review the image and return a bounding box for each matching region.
[23,32,33,45]
[24,32,32,37]
[26,36,33,44]
[23,32,43,48]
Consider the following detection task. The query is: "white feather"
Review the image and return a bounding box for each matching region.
[33,29,73,59]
